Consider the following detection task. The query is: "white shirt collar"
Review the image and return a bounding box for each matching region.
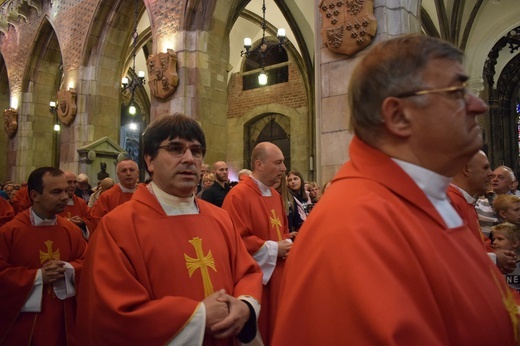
[149,182,199,216]
[392,159,462,228]
[250,175,272,197]
[119,183,137,193]
[450,184,477,205]
[393,159,451,201]
[29,208,57,226]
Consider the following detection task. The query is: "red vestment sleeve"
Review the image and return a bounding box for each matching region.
[0,197,14,226]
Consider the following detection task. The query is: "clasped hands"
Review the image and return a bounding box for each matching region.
[41,260,66,284]
[203,289,250,339]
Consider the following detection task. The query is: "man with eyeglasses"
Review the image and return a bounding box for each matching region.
[90,158,139,231]
[76,113,262,345]
[272,35,517,345]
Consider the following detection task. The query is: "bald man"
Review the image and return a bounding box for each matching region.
[90,159,139,230]
[448,151,516,274]
[58,171,94,240]
[201,161,230,207]
[222,142,292,342]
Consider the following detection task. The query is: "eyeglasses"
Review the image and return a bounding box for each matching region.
[395,83,470,103]
[158,142,206,158]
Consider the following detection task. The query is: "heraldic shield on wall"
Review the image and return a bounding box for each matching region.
[3,108,18,138]
[147,49,179,99]
[319,0,377,56]
[57,88,78,126]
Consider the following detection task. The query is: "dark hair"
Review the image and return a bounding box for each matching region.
[27,167,64,198]
[287,170,309,203]
[142,113,206,174]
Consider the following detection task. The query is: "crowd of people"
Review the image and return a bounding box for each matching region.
[1,34,520,345]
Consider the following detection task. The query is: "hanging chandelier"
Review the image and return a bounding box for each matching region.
[121,0,145,115]
[240,0,288,85]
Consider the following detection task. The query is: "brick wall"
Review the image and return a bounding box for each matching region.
[227,60,307,118]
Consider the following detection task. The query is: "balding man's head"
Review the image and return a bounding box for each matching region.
[117,159,139,189]
[63,171,78,197]
[251,142,286,187]
[213,161,228,184]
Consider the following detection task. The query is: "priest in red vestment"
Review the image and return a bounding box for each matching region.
[58,171,95,240]
[448,150,517,274]
[222,141,291,343]
[0,196,14,226]
[76,114,262,345]
[89,158,139,230]
[272,35,519,345]
[0,167,86,345]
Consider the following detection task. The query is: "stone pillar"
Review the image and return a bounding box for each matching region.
[314,0,421,184]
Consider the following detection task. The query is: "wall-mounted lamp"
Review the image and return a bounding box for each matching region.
[49,101,60,131]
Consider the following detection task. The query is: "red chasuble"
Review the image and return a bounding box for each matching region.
[89,184,134,230]
[58,194,95,235]
[75,185,262,345]
[10,186,30,214]
[271,137,518,346]
[0,197,14,226]
[222,177,289,343]
[0,210,86,345]
[447,184,493,251]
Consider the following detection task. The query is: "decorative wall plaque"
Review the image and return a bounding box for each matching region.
[57,88,77,125]
[3,107,18,138]
[318,0,377,56]
[147,49,179,99]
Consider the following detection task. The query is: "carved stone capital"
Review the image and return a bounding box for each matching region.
[146,48,179,99]
[56,88,77,126]
[3,107,18,138]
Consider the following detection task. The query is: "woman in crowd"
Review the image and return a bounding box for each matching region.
[287,171,309,204]
[275,172,306,239]
[287,170,312,214]
[196,173,215,199]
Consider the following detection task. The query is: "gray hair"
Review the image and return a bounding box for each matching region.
[349,34,464,146]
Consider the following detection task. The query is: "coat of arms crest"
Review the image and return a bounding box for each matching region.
[147,49,179,99]
[3,108,17,138]
[57,88,77,126]
[318,0,377,56]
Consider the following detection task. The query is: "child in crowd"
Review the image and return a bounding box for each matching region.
[493,194,520,226]
[492,222,520,291]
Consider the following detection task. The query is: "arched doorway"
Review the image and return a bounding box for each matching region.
[245,113,290,170]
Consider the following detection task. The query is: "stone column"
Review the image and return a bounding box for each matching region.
[314,0,421,184]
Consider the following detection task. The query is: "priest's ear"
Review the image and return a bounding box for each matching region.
[29,189,40,203]
[144,155,155,175]
[380,97,412,138]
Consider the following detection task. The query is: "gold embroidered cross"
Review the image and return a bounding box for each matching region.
[270,209,282,240]
[185,237,216,297]
[39,240,60,264]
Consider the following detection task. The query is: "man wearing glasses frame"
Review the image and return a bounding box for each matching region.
[76,113,262,345]
[273,35,518,345]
